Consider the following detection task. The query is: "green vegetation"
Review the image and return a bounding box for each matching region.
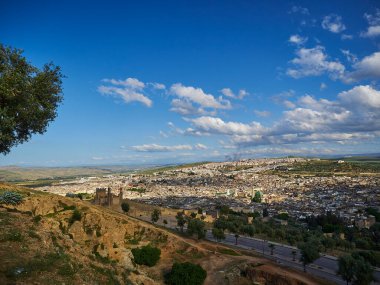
[187,218,206,239]
[252,190,262,203]
[216,247,240,256]
[5,252,76,279]
[176,211,187,232]
[0,191,23,205]
[299,241,320,272]
[366,207,380,222]
[268,243,275,255]
[0,44,63,154]
[127,187,145,193]
[338,253,374,285]
[121,202,130,213]
[151,208,161,224]
[1,229,23,242]
[211,228,225,242]
[165,262,207,285]
[131,244,161,267]
[268,159,380,176]
[69,208,82,225]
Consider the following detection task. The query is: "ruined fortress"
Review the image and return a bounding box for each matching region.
[93,186,123,207]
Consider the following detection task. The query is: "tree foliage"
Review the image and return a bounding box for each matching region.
[299,242,320,272]
[151,209,160,224]
[337,254,356,285]
[131,245,161,267]
[187,218,206,239]
[176,211,186,231]
[0,44,63,154]
[252,191,262,203]
[121,202,130,213]
[212,228,225,242]
[165,262,207,285]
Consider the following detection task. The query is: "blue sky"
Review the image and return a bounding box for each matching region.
[1,0,380,166]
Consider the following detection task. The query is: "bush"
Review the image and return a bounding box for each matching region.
[0,191,23,205]
[165,262,207,285]
[69,209,82,225]
[131,245,161,267]
[121,202,130,213]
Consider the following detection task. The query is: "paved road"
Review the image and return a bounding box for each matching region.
[205,231,380,285]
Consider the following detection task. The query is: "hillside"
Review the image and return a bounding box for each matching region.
[0,183,331,285]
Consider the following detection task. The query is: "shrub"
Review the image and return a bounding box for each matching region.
[121,202,130,213]
[33,215,42,224]
[131,245,161,267]
[1,229,23,242]
[165,262,207,285]
[69,209,82,225]
[0,191,23,205]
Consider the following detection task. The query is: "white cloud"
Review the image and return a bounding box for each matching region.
[289,6,309,15]
[131,143,208,152]
[272,90,296,109]
[344,52,380,82]
[102,77,145,89]
[169,83,231,115]
[220,88,234,98]
[254,110,271,117]
[338,85,380,109]
[320,82,327,90]
[170,99,215,116]
[98,85,153,107]
[220,88,248,99]
[183,85,380,148]
[361,9,380,38]
[341,34,353,40]
[288,34,308,45]
[150,82,166,90]
[187,116,265,136]
[194,143,208,150]
[286,46,345,79]
[341,49,358,63]
[321,14,346,33]
[132,144,193,152]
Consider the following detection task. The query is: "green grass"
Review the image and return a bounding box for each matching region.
[216,247,241,256]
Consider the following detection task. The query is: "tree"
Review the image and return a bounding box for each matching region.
[234,234,240,245]
[151,209,160,224]
[352,256,373,285]
[176,211,186,232]
[0,44,64,154]
[241,225,255,237]
[187,218,206,239]
[291,249,297,261]
[131,244,161,267]
[299,242,320,272]
[121,202,130,213]
[212,228,225,242]
[252,191,262,203]
[337,254,355,285]
[268,243,275,255]
[165,262,207,285]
